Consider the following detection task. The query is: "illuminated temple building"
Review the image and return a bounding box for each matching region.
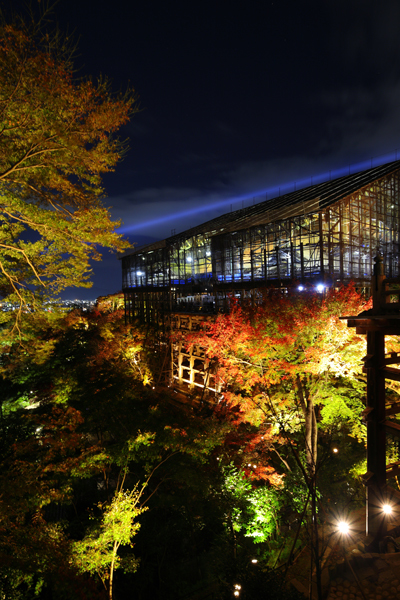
[120,160,400,390]
[121,160,400,326]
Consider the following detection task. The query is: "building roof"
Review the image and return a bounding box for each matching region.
[123,159,400,258]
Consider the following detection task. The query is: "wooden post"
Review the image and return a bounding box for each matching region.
[345,254,400,542]
[365,328,387,537]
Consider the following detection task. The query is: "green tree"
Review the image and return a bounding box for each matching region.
[0,305,227,598]
[73,475,148,600]
[0,9,135,323]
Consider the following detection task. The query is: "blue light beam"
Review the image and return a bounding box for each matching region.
[118,150,399,236]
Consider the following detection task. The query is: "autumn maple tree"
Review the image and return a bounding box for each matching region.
[188,284,370,480]
[0,9,135,319]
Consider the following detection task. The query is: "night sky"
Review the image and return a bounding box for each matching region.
[15,1,400,297]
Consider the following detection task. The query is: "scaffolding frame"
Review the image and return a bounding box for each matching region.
[121,163,400,325]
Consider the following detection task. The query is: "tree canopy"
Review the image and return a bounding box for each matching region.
[187,285,370,479]
[0,11,134,317]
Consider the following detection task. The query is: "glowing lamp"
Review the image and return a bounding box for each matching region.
[382,504,392,515]
[298,285,304,291]
[337,521,350,534]
[316,284,324,293]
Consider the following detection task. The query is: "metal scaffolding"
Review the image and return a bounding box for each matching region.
[121,160,400,325]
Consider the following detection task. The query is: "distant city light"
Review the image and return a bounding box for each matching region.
[186,256,193,262]
[136,271,144,276]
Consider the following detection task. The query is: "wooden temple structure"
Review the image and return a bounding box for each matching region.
[121,159,400,398]
[121,159,400,327]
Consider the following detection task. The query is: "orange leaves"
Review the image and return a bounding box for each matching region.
[185,284,368,434]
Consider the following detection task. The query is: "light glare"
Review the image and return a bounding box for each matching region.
[382,504,392,515]
[337,521,350,534]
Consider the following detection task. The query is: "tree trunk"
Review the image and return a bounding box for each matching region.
[296,375,317,478]
[109,541,119,600]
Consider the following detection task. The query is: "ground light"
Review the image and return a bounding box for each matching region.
[233,583,241,597]
[337,521,350,535]
[382,503,393,515]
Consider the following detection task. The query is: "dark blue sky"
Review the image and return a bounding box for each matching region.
[15,0,400,298]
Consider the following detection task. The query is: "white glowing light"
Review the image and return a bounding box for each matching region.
[337,521,350,534]
[251,558,258,563]
[316,284,324,293]
[136,271,144,276]
[186,256,193,262]
[298,285,304,291]
[382,504,392,515]
[332,447,339,453]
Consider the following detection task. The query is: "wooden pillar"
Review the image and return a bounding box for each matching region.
[319,213,325,278]
[300,242,304,281]
[365,329,387,537]
[275,246,280,282]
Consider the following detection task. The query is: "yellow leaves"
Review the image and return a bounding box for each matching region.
[0,21,135,318]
